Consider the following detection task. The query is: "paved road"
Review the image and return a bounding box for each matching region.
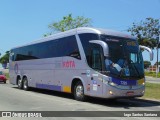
[0,82,160,120]
[145,76,160,84]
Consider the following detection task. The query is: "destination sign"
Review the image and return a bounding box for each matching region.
[127,41,137,46]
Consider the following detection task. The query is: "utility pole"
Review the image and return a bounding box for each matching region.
[156,35,160,78]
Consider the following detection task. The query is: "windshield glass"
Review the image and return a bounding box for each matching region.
[101,35,144,79]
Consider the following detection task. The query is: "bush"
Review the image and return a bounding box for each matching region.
[145,71,160,78]
[0,51,9,64]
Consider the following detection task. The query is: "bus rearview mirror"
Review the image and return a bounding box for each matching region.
[140,45,154,61]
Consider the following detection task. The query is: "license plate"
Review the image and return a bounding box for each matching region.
[126,91,134,96]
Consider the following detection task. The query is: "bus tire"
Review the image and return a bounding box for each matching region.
[23,77,29,91]
[17,77,23,89]
[74,81,86,101]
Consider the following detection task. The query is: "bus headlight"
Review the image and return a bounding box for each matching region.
[103,78,118,86]
[103,79,109,84]
[108,81,118,86]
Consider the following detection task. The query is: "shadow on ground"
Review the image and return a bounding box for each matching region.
[0,82,6,84]
[11,86,160,109]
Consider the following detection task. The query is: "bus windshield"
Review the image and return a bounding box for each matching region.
[101,35,144,79]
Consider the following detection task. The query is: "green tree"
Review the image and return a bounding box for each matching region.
[44,14,91,36]
[0,51,9,64]
[154,62,160,65]
[128,18,159,49]
[144,61,151,69]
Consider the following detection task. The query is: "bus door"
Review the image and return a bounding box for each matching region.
[89,44,103,97]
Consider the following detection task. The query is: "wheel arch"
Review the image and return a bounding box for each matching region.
[22,75,28,80]
[16,74,28,85]
[16,75,21,85]
[71,77,85,94]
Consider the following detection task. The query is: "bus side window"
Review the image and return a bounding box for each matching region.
[58,35,81,59]
[91,45,102,71]
[79,33,100,65]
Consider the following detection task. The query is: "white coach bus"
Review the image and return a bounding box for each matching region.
[9,27,153,101]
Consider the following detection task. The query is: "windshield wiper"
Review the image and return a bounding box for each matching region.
[130,63,140,78]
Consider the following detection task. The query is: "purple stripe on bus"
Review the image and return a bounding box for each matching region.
[36,83,61,91]
[112,77,137,86]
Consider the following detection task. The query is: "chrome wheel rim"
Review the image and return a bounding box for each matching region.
[18,79,22,87]
[76,85,83,97]
[23,80,27,89]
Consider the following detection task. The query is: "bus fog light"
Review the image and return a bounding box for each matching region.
[142,91,144,94]
[109,90,113,95]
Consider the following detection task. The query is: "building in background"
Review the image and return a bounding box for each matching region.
[148,63,160,72]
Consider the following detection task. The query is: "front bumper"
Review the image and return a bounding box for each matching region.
[102,85,145,98]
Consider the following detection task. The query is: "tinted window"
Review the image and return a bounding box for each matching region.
[79,33,99,66]
[91,45,102,71]
[58,36,81,59]
[12,35,80,61]
[106,40,124,63]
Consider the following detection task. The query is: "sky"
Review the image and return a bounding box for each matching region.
[0,0,159,65]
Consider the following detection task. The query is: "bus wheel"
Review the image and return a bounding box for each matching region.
[74,81,86,101]
[17,78,23,89]
[23,77,29,91]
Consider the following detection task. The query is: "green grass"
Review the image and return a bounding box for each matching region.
[145,71,160,78]
[142,82,160,100]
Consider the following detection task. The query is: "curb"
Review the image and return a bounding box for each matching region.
[145,76,160,79]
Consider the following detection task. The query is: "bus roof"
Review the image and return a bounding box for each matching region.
[11,27,136,49]
[77,27,135,39]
